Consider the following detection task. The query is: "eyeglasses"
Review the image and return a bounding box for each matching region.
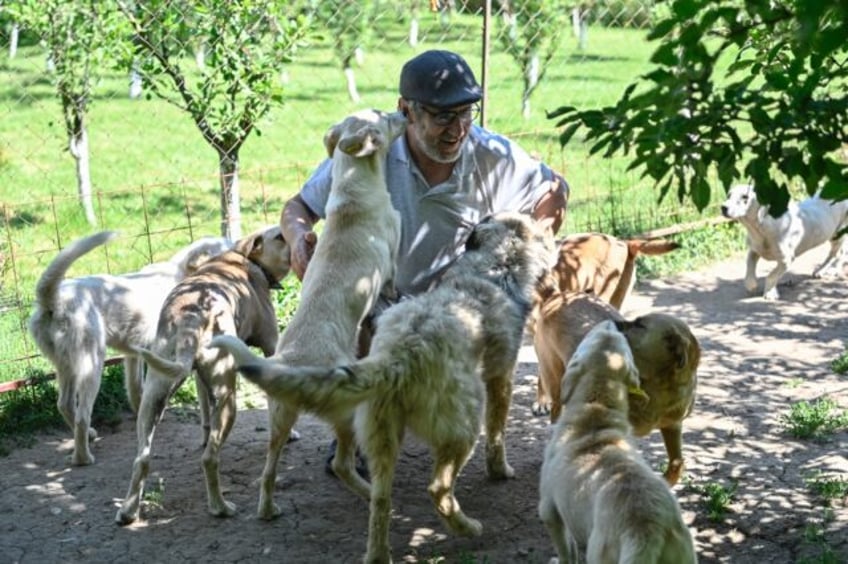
[417,103,480,126]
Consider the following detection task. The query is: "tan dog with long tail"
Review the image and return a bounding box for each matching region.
[115,225,290,524]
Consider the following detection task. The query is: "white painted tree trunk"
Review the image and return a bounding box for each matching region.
[129,63,143,99]
[572,7,589,50]
[522,54,539,119]
[409,18,419,47]
[68,127,97,226]
[9,24,19,59]
[195,43,206,70]
[218,151,241,240]
[345,66,361,103]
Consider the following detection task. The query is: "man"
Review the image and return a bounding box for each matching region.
[282,49,567,294]
[280,49,569,474]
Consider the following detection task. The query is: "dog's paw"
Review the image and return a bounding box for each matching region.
[115,507,138,526]
[763,288,780,300]
[70,451,95,466]
[446,513,483,537]
[744,279,759,294]
[664,459,685,487]
[209,499,237,518]
[257,500,281,521]
[531,400,551,417]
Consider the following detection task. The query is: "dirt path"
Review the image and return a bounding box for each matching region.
[1,246,846,563]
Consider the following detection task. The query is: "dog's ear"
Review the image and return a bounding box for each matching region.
[323,125,342,157]
[663,326,699,376]
[338,125,384,157]
[464,215,495,251]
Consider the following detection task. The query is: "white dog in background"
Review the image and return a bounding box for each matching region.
[538,320,697,564]
[720,183,848,300]
[28,231,232,465]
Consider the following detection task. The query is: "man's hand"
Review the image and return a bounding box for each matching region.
[291,231,318,280]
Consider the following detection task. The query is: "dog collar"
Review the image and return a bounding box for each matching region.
[250,259,284,290]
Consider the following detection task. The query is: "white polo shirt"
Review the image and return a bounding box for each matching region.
[300,125,564,295]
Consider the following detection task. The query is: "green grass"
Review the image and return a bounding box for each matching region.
[686,478,738,523]
[0,362,129,456]
[0,15,737,386]
[0,17,708,384]
[780,398,848,440]
[831,347,848,375]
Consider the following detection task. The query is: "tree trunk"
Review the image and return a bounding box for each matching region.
[9,24,19,59]
[195,42,206,70]
[344,65,360,103]
[68,125,97,226]
[409,18,419,46]
[129,61,143,99]
[60,87,96,225]
[218,150,242,240]
[573,6,588,50]
[522,53,539,119]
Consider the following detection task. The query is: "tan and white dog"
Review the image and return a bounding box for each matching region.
[720,183,848,300]
[253,109,406,519]
[115,225,290,525]
[538,320,697,564]
[533,292,699,486]
[28,231,231,465]
[212,212,556,563]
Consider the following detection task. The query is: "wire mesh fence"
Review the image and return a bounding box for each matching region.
[0,0,720,386]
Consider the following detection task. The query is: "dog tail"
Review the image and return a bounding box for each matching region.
[132,345,191,379]
[608,238,680,309]
[627,238,680,257]
[210,335,377,415]
[34,231,119,312]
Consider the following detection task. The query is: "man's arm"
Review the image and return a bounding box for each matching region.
[532,173,569,235]
[280,194,320,280]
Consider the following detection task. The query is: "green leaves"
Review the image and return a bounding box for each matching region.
[549,0,848,211]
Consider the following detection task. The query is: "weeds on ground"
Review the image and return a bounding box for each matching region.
[798,473,848,564]
[804,472,848,504]
[686,478,738,522]
[831,347,848,375]
[0,363,131,456]
[142,476,166,509]
[780,398,848,440]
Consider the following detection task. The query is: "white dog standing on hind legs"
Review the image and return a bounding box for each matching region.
[253,108,406,521]
[538,320,697,564]
[720,183,848,300]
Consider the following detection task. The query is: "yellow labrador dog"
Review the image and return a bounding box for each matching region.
[255,109,406,519]
[115,225,290,525]
[28,231,231,465]
[538,320,697,564]
[212,212,556,563]
[533,291,699,485]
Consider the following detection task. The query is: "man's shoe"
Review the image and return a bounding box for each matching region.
[324,438,369,480]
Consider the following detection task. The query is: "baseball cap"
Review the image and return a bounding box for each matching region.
[399,50,482,109]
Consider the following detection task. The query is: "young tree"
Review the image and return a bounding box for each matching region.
[497,0,569,118]
[311,0,375,104]
[7,0,124,225]
[117,0,310,239]
[550,0,848,215]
